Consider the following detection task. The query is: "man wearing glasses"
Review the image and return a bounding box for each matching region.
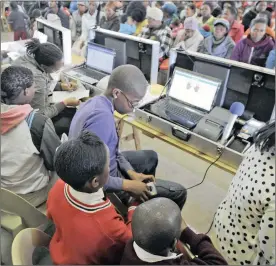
[69,65,187,210]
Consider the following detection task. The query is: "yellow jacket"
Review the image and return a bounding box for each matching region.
[134,19,148,36]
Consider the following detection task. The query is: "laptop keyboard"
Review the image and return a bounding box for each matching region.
[165,103,203,124]
[80,68,106,81]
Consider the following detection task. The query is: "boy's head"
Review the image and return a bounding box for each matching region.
[54,130,110,193]
[106,65,148,114]
[1,66,35,105]
[132,198,182,256]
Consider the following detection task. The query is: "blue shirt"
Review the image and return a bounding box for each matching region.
[265,49,275,69]
[69,96,133,191]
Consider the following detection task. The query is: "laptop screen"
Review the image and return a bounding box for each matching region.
[86,43,116,74]
[169,68,220,112]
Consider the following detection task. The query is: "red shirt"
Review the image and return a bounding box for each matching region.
[229,20,244,43]
[47,180,135,265]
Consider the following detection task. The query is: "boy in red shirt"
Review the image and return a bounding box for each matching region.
[47,130,136,265]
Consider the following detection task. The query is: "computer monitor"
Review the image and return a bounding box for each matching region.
[86,42,116,74]
[169,67,221,112]
[36,18,72,65]
[169,49,275,122]
[93,28,160,84]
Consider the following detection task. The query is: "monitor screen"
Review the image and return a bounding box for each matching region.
[169,68,220,112]
[86,43,115,74]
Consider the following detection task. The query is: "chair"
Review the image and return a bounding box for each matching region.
[12,228,51,265]
[1,188,49,230]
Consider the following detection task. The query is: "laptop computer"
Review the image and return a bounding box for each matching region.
[65,42,116,85]
[151,67,222,129]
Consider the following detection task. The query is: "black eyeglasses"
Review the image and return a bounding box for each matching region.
[119,90,140,110]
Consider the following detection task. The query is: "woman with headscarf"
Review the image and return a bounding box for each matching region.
[231,18,274,67]
[162,2,178,27]
[197,18,235,59]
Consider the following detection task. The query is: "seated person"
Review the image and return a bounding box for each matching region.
[99,1,120,32]
[139,7,173,60]
[162,2,178,27]
[124,1,148,36]
[121,198,228,265]
[231,18,274,67]
[1,66,61,207]
[170,18,184,40]
[266,48,276,69]
[197,19,235,59]
[197,3,216,34]
[69,65,187,210]
[47,130,136,265]
[222,6,244,43]
[244,11,275,39]
[12,38,80,136]
[174,17,203,52]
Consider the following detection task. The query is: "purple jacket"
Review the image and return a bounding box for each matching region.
[231,36,274,67]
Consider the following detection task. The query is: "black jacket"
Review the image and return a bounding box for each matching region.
[242,9,257,31]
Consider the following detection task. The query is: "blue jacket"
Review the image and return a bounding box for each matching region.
[266,49,275,69]
[69,0,78,13]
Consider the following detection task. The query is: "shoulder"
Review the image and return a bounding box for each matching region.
[48,179,65,200]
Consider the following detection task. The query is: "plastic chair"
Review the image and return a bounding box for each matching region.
[1,188,49,231]
[12,228,51,265]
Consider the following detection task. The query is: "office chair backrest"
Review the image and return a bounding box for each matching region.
[1,188,48,228]
[12,228,51,265]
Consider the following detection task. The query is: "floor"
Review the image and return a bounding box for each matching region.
[1,31,234,233]
[120,123,234,233]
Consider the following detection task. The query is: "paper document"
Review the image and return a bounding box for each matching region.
[137,89,161,108]
[51,82,89,103]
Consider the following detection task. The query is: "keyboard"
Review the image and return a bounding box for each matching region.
[79,68,106,81]
[165,103,203,129]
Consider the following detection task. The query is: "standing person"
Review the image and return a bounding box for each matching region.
[198,2,216,35]
[214,122,275,265]
[44,0,70,29]
[1,66,61,207]
[69,65,187,210]
[71,1,88,42]
[28,9,41,38]
[242,0,268,31]
[139,7,173,60]
[12,39,80,136]
[197,19,235,59]
[121,198,228,265]
[222,6,244,43]
[174,17,203,52]
[231,18,274,67]
[8,1,29,41]
[99,1,120,32]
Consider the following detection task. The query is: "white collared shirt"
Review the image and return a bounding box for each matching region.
[69,186,105,205]
[133,241,182,263]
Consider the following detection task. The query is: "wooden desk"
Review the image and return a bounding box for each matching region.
[71,55,237,174]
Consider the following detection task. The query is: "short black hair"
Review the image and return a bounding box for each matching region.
[126,1,146,23]
[156,1,165,7]
[224,6,238,19]
[54,130,107,191]
[25,38,63,67]
[132,198,182,255]
[1,66,33,104]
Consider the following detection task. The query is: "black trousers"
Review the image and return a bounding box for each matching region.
[112,150,187,211]
[52,108,76,137]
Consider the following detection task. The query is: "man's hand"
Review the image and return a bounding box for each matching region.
[127,170,155,183]
[122,179,152,202]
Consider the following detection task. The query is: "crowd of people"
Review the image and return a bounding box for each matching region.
[6,0,276,68]
[1,0,275,265]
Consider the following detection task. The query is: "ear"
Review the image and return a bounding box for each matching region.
[91,176,100,189]
[112,88,120,99]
